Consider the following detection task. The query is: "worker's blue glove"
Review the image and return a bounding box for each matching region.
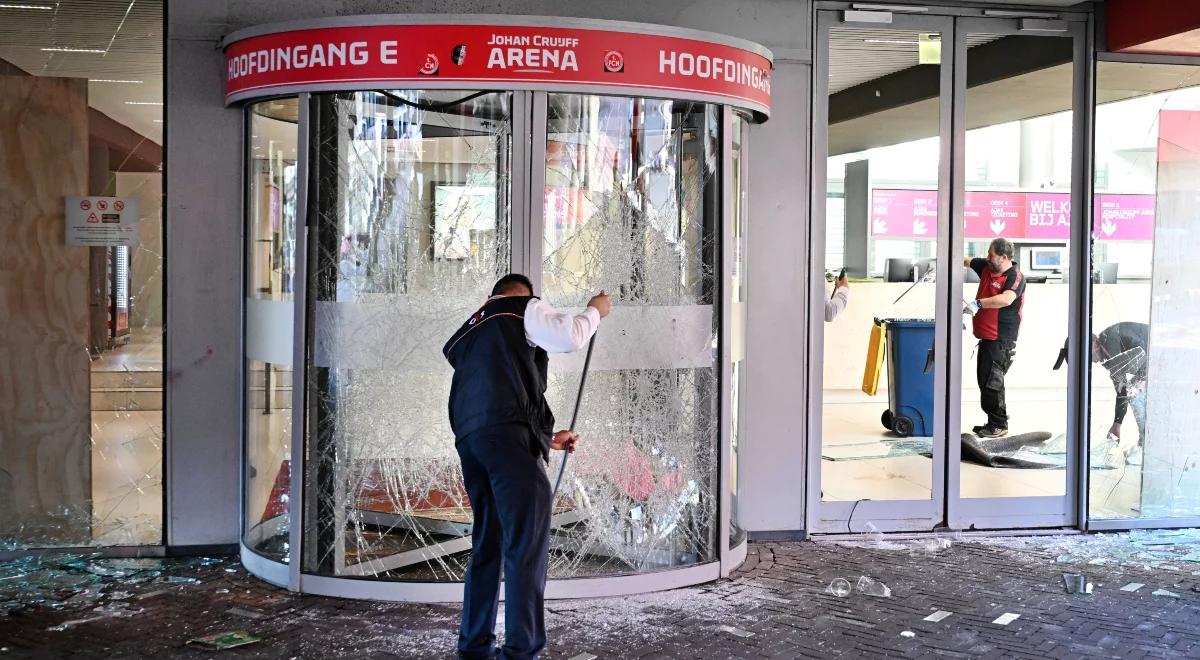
[963,299,982,316]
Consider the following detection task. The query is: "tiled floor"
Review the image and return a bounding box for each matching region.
[4,532,1200,658]
[819,387,1143,518]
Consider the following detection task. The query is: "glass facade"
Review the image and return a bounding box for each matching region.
[0,0,164,550]
[1089,62,1200,521]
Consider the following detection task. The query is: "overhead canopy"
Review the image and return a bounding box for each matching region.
[829,34,1200,156]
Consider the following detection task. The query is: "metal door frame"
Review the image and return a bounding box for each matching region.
[947,15,1089,530]
[808,9,956,533]
[808,7,1091,533]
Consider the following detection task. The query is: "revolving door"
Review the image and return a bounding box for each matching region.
[231,16,771,601]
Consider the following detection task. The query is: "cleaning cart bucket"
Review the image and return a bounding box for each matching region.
[881,318,935,438]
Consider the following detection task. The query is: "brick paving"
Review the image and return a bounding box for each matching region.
[2,532,1200,659]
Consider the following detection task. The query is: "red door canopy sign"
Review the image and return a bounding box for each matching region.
[222,19,773,119]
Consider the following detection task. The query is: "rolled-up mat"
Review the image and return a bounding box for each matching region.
[960,431,1058,469]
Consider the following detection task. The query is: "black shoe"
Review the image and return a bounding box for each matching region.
[972,424,987,435]
[976,424,1008,438]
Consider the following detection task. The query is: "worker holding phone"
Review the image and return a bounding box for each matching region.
[826,267,850,321]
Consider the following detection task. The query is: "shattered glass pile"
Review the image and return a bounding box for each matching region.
[0,553,215,622]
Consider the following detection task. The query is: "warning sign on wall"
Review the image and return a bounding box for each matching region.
[66,196,140,246]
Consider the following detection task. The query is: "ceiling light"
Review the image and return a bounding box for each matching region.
[124,101,163,106]
[41,47,106,53]
[863,39,918,45]
[0,4,54,9]
[91,79,144,84]
[152,119,163,123]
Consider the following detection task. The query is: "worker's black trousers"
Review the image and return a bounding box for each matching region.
[977,339,1017,429]
[456,422,552,660]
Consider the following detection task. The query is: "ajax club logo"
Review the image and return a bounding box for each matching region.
[419,53,440,76]
[603,50,624,73]
[451,44,467,66]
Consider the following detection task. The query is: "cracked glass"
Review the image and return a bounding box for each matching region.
[1089,62,1200,521]
[295,90,726,581]
[244,99,299,561]
[303,91,513,579]
[541,95,721,576]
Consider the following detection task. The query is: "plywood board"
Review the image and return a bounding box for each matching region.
[0,75,92,545]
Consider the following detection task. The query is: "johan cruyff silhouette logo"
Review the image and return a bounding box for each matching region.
[451,44,467,65]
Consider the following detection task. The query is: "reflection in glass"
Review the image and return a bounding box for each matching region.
[541,94,721,575]
[1090,62,1200,520]
[245,99,299,561]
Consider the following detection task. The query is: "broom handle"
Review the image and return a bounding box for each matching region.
[552,332,597,503]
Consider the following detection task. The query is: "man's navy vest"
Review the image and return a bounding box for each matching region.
[443,295,554,460]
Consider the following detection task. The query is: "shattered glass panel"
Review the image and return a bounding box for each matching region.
[1090,63,1200,521]
[1,15,164,548]
[541,95,721,575]
[304,91,512,579]
[244,100,299,561]
[730,112,749,548]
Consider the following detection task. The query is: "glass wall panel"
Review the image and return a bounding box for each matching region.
[820,26,944,507]
[304,90,512,578]
[0,0,163,549]
[1089,62,1200,521]
[958,32,1072,500]
[730,112,749,547]
[244,99,299,560]
[541,95,721,575]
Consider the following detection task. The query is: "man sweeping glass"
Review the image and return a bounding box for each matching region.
[442,273,610,660]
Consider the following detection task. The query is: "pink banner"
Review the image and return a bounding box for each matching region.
[871,189,938,238]
[1093,194,1154,241]
[1025,193,1072,240]
[963,191,1025,239]
[870,188,1155,241]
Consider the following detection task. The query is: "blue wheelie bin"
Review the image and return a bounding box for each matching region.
[879,319,935,438]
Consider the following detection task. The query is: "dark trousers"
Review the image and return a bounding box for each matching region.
[977,339,1016,428]
[456,423,552,660]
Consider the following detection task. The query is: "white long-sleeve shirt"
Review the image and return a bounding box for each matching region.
[497,296,600,353]
[825,285,849,322]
